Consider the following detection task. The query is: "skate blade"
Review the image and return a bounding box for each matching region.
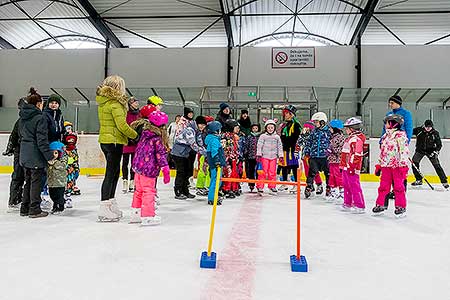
[97,216,120,222]
[371,211,386,217]
[395,213,407,219]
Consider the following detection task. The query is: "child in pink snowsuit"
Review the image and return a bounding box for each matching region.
[373,114,409,217]
[339,117,366,213]
[256,118,284,195]
[130,111,171,226]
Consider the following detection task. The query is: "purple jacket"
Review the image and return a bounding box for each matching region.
[123,110,140,153]
[132,130,168,178]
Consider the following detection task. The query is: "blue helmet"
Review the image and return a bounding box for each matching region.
[207,121,222,134]
[329,119,344,129]
[49,141,65,152]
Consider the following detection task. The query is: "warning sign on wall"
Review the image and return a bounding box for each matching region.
[272,47,315,69]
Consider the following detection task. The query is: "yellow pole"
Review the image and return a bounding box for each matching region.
[207,166,221,256]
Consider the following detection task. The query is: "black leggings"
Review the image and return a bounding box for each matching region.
[100,143,123,201]
[122,153,135,180]
[49,187,65,211]
[281,165,299,182]
[173,155,190,195]
[9,150,24,206]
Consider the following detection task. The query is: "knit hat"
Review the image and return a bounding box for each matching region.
[204,115,215,123]
[389,95,403,106]
[251,123,261,131]
[424,119,433,127]
[207,121,222,134]
[303,121,315,130]
[184,107,194,119]
[195,116,207,126]
[148,95,164,106]
[49,141,65,152]
[48,94,61,106]
[241,109,249,114]
[220,102,230,111]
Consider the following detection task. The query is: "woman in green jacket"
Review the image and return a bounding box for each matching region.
[96,75,137,222]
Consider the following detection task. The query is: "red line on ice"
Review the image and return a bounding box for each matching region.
[201,197,263,300]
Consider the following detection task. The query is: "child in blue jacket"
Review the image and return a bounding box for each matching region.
[205,121,226,205]
[303,112,331,199]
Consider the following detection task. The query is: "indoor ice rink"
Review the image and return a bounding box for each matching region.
[1,0,450,299]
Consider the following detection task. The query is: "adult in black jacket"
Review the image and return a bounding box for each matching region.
[411,120,448,189]
[42,94,65,143]
[279,105,301,191]
[238,109,252,136]
[2,98,27,211]
[19,92,54,218]
[216,102,232,127]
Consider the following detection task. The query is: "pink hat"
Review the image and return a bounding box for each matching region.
[303,121,315,130]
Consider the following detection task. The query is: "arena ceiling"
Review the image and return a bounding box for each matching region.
[0,0,449,49]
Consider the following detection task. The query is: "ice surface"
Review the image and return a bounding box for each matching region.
[1,175,449,300]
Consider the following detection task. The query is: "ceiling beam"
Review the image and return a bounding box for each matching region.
[0,36,16,49]
[219,0,234,47]
[76,0,124,48]
[350,0,380,45]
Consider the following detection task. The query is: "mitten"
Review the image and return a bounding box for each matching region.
[374,164,381,177]
[162,166,171,184]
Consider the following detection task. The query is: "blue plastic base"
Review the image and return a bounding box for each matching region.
[200,251,217,269]
[290,255,308,272]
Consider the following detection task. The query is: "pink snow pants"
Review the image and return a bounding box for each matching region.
[302,158,322,185]
[342,170,365,209]
[328,163,343,188]
[376,166,408,208]
[257,158,277,189]
[132,173,156,217]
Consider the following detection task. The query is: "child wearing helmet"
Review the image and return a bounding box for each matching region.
[372,114,409,217]
[121,97,141,194]
[244,123,261,193]
[129,111,171,226]
[62,121,80,208]
[339,117,366,213]
[303,112,331,198]
[279,105,301,193]
[47,141,68,215]
[205,121,226,205]
[221,119,242,198]
[195,116,213,196]
[256,118,284,195]
[327,119,346,203]
[295,121,323,192]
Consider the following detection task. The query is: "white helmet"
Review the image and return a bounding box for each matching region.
[264,119,277,127]
[311,112,328,123]
[344,117,363,128]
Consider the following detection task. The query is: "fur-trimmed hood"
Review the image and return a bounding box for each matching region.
[130,118,164,136]
[96,85,128,108]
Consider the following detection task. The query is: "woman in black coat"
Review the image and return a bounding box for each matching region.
[19,91,54,218]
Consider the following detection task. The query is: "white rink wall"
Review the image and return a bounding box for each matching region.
[1,134,449,178]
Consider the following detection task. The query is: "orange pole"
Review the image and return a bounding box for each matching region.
[296,167,302,260]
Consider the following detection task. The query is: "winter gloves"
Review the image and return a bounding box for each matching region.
[162,166,171,184]
[375,164,382,177]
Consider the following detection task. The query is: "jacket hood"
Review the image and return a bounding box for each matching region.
[130,118,164,136]
[19,103,42,121]
[205,133,220,144]
[351,130,366,142]
[96,85,128,108]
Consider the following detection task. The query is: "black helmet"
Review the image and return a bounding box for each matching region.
[384,114,404,126]
[224,119,239,132]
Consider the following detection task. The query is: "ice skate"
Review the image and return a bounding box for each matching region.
[97,200,120,222]
[122,179,128,193]
[128,180,135,192]
[325,188,336,202]
[340,204,352,212]
[6,204,20,213]
[72,187,81,195]
[155,194,161,205]
[443,183,449,190]
[65,198,73,209]
[188,177,195,190]
[110,198,123,219]
[51,208,64,216]
[269,188,278,195]
[351,207,365,214]
[372,205,387,216]
[304,186,313,199]
[316,184,323,195]
[249,186,255,193]
[257,188,264,196]
[394,207,407,218]
[141,215,161,226]
[325,186,331,199]
[196,188,208,196]
[129,208,142,224]
[278,184,289,192]
[289,186,297,194]
[40,198,52,211]
[411,180,423,187]
[185,192,196,199]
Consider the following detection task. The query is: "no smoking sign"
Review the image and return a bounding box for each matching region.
[275,51,288,64]
[272,47,315,69]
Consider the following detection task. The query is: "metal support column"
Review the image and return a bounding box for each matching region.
[104,39,110,79]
